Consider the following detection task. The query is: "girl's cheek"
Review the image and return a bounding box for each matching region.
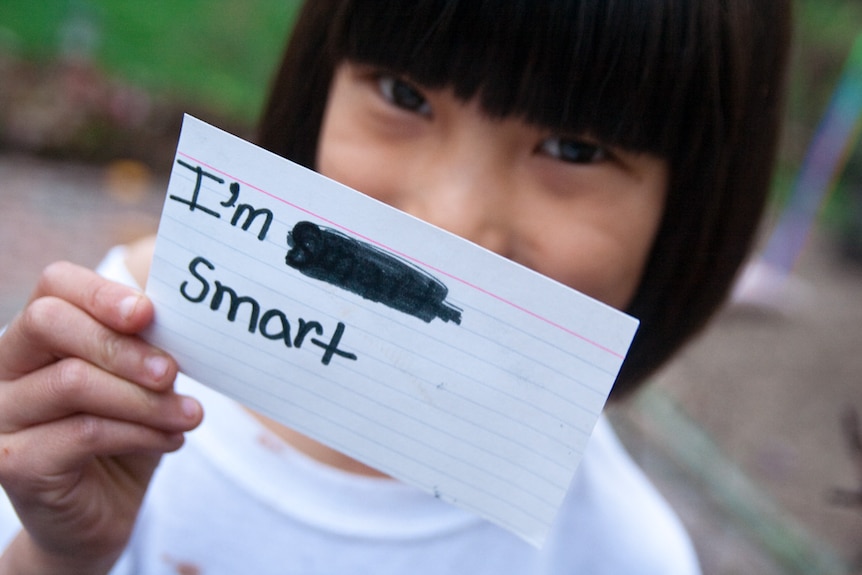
[320,132,418,212]
[531,228,647,311]
[322,154,399,207]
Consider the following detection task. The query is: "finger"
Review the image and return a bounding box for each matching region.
[28,261,154,334]
[0,358,202,434]
[0,415,187,490]
[0,295,176,389]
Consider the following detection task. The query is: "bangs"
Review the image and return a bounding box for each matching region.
[331,0,716,159]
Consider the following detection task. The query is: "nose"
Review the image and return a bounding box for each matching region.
[399,139,513,257]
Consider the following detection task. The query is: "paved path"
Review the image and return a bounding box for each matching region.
[615,232,862,573]
[0,154,164,322]
[1,154,860,574]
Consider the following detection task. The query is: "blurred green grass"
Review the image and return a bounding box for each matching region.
[0,0,301,124]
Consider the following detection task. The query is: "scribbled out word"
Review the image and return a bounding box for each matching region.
[285,221,462,325]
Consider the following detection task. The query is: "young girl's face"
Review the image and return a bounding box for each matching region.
[318,62,668,310]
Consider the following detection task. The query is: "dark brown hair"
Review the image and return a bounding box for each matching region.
[259,0,792,400]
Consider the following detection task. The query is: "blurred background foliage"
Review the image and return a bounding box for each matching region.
[0,0,301,167]
[778,0,862,255]
[0,0,300,123]
[0,0,860,219]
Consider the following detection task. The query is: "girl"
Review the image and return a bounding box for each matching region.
[0,1,791,573]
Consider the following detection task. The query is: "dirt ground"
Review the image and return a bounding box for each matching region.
[1,153,860,574]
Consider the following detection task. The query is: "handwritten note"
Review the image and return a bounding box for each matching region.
[146,115,639,547]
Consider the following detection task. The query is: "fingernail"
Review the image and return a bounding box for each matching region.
[180,396,201,420]
[119,294,142,321]
[145,355,170,380]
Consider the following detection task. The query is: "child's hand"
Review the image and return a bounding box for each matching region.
[0,262,202,574]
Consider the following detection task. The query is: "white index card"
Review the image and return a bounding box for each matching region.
[145,114,640,547]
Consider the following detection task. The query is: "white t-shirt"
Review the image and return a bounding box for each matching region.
[0,247,701,574]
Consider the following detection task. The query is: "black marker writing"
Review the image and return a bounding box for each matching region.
[180,255,358,365]
[220,181,273,240]
[172,160,273,241]
[171,160,223,218]
[285,221,462,325]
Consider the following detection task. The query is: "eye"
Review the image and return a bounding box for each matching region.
[538,137,608,164]
[377,74,432,117]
